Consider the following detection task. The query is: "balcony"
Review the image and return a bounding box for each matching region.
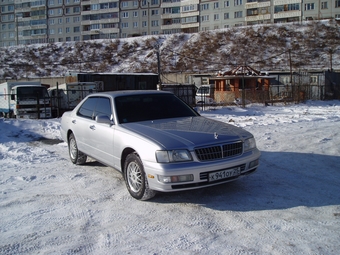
[274,10,301,19]
[81,27,119,35]
[161,0,199,8]
[81,18,119,25]
[81,0,119,5]
[81,8,119,15]
[161,22,198,30]
[245,13,271,22]
[274,0,301,5]
[245,1,271,9]
[161,11,199,19]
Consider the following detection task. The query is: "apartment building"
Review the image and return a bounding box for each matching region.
[1,0,340,47]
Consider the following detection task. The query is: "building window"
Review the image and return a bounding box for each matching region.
[214,2,219,9]
[122,12,129,18]
[73,7,80,13]
[58,18,62,24]
[336,0,340,7]
[50,28,55,34]
[183,5,195,12]
[142,10,147,16]
[151,20,158,27]
[224,13,229,19]
[310,76,318,84]
[305,3,315,10]
[201,15,209,22]
[201,3,209,10]
[214,14,219,20]
[74,26,80,32]
[91,24,100,30]
[133,11,138,17]
[133,1,138,7]
[73,17,80,22]
[151,10,159,15]
[66,37,71,41]
[49,0,54,6]
[65,7,70,14]
[66,17,70,23]
[58,28,62,34]
[49,19,55,25]
[151,0,159,4]
[321,1,328,9]
[142,21,147,27]
[224,1,230,7]
[234,11,242,18]
[74,36,80,41]
[234,0,242,6]
[121,22,128,28]
[122,1,128,8]
[133,22,138,28]
[66,27,70,33]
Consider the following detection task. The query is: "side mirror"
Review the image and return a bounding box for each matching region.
[96,115,113,125]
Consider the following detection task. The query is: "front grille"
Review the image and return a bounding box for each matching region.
[195,141,243,161]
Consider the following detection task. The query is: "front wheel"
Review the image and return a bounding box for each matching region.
[124,153,156,200]
[68,133,87,165]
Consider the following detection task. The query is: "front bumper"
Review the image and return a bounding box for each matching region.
[144,149,261,192]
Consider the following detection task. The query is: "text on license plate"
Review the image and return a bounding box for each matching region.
[209,167,241,182]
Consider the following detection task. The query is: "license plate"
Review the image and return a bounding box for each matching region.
[209,167,241,182]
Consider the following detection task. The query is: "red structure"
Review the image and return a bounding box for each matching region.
[209,66,274,104]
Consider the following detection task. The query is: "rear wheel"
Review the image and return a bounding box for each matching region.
[68,133,87,165]
[124,153,156,200]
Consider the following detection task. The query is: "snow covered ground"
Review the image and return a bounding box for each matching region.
[1,100,340,254]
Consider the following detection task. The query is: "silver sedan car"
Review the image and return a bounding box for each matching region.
[60,90,260,200]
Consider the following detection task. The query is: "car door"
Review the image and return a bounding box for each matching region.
[86,96,115,166]
[72,96,97,155]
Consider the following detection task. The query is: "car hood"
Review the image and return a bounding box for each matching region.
[121,116,252,149]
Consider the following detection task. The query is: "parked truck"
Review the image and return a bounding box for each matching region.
[195,84,216,105]
[48,82,101,117]
[0,81,51,119]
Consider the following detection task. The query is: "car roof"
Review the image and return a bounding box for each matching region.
[87,90,173,98]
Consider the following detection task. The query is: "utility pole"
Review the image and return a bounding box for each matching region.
[289,49,292,86]
[148,2,150,35]
[242,65,246,108]
[329,49,333,71]
[155,44,162,88]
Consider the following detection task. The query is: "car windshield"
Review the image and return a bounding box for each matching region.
[115,93,198,123]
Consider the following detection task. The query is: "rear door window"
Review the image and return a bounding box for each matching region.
[94,97,112,118]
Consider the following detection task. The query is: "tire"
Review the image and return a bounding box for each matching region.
[68,133,87,165]
[124,153,156,201]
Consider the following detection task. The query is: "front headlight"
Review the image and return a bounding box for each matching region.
[244,137,256,152]
[156,150,192,163]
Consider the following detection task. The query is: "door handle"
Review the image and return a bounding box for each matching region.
[72,120,76,124]
[89,125,96,130]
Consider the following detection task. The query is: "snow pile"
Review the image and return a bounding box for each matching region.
[0,101,340,254]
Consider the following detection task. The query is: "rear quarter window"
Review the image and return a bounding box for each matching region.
[77,97,97,119]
